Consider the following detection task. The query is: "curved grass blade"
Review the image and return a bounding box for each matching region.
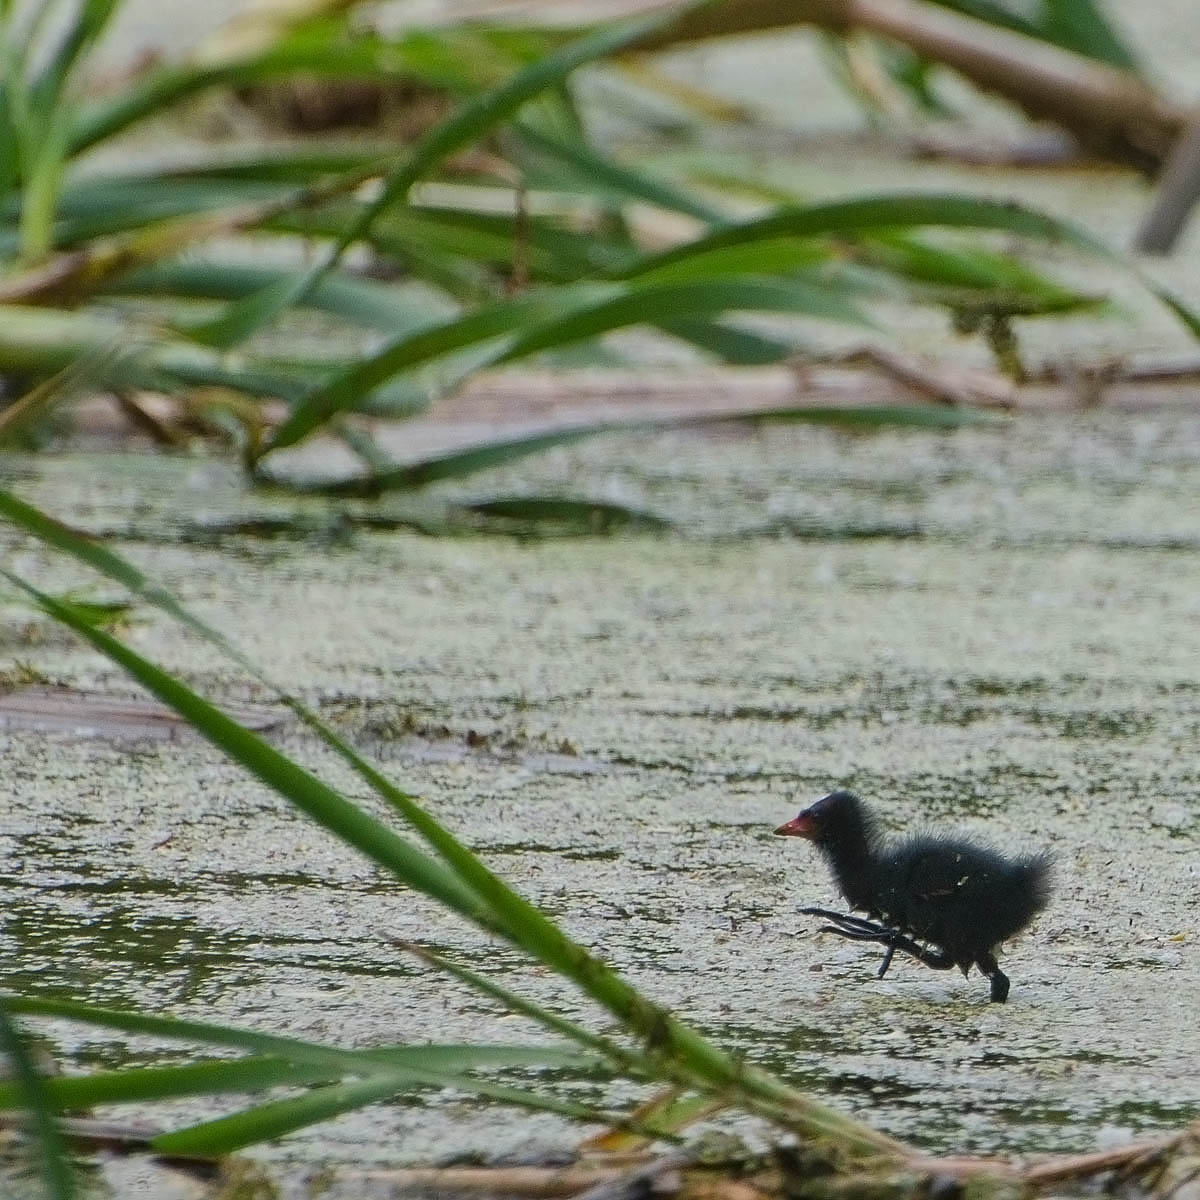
[627,238,832,286]
[187,6,698,350]
[275,201,642,283]
[511,121,724,222]
[0,568,501,935]
[661,318,797,364]
[152,1068,646,1157]
[396,942,654,1081]
[493,275,873,364]
[259,273,870,462]
[0,1058,337,1111]
[0,1008,633,1156]
[850,231,1099,312]
[112,259,457,334]
[2,996,590,1077]
[0,305,309,401]
[0,999,76,1200]
[260,284,608,455]
[269,405,984,497]
[65,29,480,158]
[0,1045,602,1112]
[615,192,1200,337]
[926,0,1138,71]
[27,0,120,115]
[270,426,625,497]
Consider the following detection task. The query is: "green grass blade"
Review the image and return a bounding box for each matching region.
[625,239,832,285]
[187,6,695,350]
[16,103,71,261]
[150,1075,448,1155]
[511,121,724,222]
[27,0,119,113]
[272,200,640,283]
[0,1000,76,1200]
[260,285,605,455]
[260,272,869,461]
[112,259,457,333]
[398,942,653,1078]
[0,996,389,1071]
[0,305,311,400]
[152,1067,640,1157]
[267,401,984,496]
[0,567,501,934]
[0,1058,336,1110]
[494,276,872,363]
[926,0,1138,71]
[0,1044,601,1112]
[618,192,1200,337]
[661,318,797,364]
[4,996,593,1078]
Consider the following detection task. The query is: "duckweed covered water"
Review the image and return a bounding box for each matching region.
[2,408,1200,1177]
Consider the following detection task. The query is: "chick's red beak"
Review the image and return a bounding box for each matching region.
[774,812,816,838]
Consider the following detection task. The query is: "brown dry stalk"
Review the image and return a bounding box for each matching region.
[624,0,1186,172]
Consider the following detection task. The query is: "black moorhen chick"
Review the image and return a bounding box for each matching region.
[775,790,1052,1002]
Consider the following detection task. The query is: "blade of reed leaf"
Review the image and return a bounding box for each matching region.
[0,1058,337,1110]
[112,260,457,333]
[259,273,871,461]
[188,6,697,350]
[620,193,1088,274]
[396,941,653,1080]
[273,201,637,283]
[660,318,797,364]
[152,1068,645,1157]
[27,0,119,113]
[511,121,724,222]
[0,1000,76,1200]
[623,239,833,285]
[0,568,503,935]
[3,568,752,1124]
[261,284,609,455]
[0,305,309,400]
[14,0,118,262]
[615,192,1200,337]
[271,405,983,498]
[3,995,590,1077]
[926,0,1138,71]
[0,1045,601,1112]
[493,275,873,363]
[855,231,1095,309]
[1,996,400,1071]
[66,37,441,158]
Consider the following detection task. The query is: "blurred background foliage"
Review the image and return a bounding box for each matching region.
[2,0,1191,508]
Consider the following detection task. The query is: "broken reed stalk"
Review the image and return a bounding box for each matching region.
[631,0,1184,171]
[300,1120,1200,1200]
[3,1091,1198,1198]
